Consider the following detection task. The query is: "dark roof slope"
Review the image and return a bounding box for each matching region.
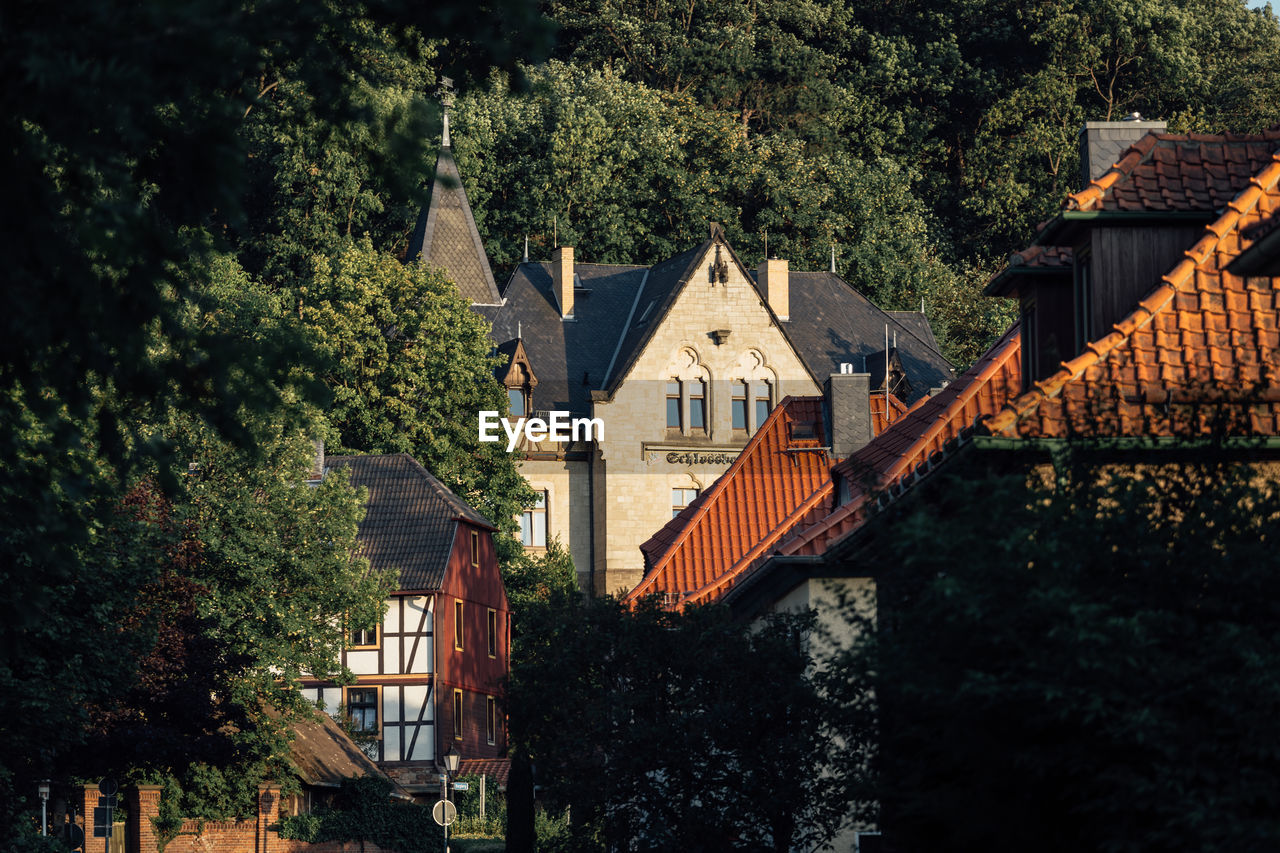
[778,271,953,403]
[288,708,408,796]
[408,146,502,305]
[480,261,647,414]
[327,453,493,591]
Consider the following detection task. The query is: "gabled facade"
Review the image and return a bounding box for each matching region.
[300,453,510,798]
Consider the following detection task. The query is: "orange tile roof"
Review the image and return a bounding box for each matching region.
[986,152,1280,439]
[627,397,834,607]
[1068,130,1280,213]
[674,327,1023,606]
[871,391,909,436]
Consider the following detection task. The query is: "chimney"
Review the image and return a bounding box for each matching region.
[758,257,789,321]
[554,246,574,318]
[1079,116,1166,187]
[307,439,325,485]
[825,367,872,460]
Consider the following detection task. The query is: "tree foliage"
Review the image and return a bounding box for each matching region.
[510,595,851,852]
[826,447,1280,851]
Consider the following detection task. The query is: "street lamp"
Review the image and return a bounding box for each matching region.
[37,780,50,837]
[442,747,462,853]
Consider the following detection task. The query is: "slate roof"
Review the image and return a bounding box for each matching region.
[759,271,952,403]
[478,261,648,415]
[626,396,835,606]
[985,151,1280,438]
[408,146,502,305]
[483,240,954,412]
[327,454,494,592]
[1066,130,1280,214]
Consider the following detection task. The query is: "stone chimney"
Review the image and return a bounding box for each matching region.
[758,257,789,321]
[825,366,872,460]
[553,246,574,318]
[1079,117,1166,187]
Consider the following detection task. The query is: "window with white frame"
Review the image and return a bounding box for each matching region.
[672,487,700,518]
[520,490,547,548]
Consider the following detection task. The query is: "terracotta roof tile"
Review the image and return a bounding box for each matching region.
[458,758,510,788]
[985,153,1280,439]
[627,397,835,607]
[676,327,1023,606]
[1068,130,1280,213]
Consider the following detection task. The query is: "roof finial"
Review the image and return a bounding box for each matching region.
[763,229,768,259]
[517,321,522,339]
[921,296,925,314]
[523,235,529,263]
[830,244,836,273]
[437,76,456,148]
[553,215,558,248]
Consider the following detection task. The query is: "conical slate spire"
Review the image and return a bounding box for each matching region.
[406,78,502,305]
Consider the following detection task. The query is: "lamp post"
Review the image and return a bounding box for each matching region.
[37,781,50,836]
[442,747,461,853]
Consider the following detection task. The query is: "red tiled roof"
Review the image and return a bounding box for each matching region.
[1010,245,1073,268]
[627,397,834,606]
[458,758,510,788]
[986,152,1280,438]
[678,328,1023,606]
[1068,131,1280,213]
[871,391,909,436]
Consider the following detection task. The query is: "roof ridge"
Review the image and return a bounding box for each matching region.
[984,152,1280,436]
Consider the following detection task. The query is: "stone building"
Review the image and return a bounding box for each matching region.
[413,131,953,596]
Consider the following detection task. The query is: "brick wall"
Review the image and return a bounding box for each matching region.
[80,785,398,853]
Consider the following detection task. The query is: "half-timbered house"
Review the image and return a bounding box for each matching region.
[300,453,510,796]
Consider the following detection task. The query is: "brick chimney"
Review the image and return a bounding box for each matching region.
[553,246,574,318]
[758,257,789,321]
[1079,117,1166,187]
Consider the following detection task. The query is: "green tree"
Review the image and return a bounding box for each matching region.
[824,447,1280,851]
[298,238,533,536]
[510,595,851,851]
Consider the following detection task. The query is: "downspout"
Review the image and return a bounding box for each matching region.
[434,590,441,769]
[588,443,596,596]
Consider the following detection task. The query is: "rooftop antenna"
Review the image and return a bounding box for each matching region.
[437,76,456,148]
[763,229,768,259]
[554,215,558,248]
[523,235,529,263]
[830,244,836,273]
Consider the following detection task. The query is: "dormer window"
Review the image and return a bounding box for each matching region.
[498,338,537,419]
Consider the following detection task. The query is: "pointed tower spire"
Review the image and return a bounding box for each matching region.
[405,77,502,305]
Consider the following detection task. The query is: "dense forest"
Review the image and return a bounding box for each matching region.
[453,0,1280,364]
[3,0,1278,845]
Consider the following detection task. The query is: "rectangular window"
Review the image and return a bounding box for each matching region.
[471,530,480,566]
[486,696,497,745]
[453,689,464,740]
[666,381,682,429]
[731,381,748,430]
[672,488,700,519]
[752,380,771,429]
[520,490,547,548]
[454,600,464,651]
[346,687,378,734]
[487,609,498,658]
[507,386,526,417]
[349,625,378,648]
[1073,251,1092,352]
[688,379,706,431]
